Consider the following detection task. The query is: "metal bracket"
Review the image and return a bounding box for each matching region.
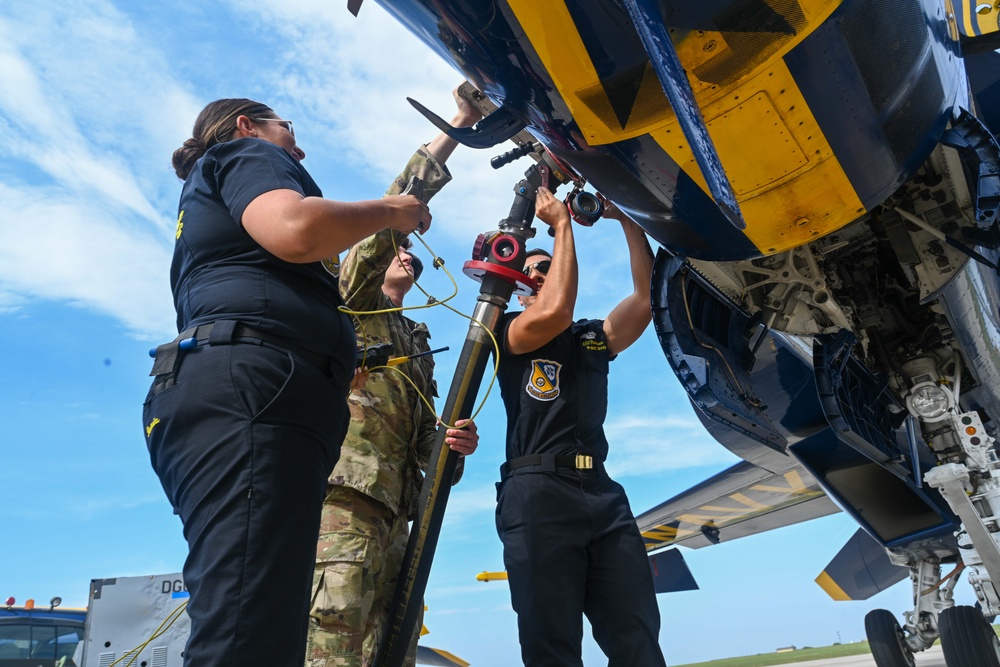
[925,463,1000,591]
[620,0,745,230]
[941,108,1000,227]
[407,97,526,150]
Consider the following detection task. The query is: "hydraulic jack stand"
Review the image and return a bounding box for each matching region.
[373,157,567,667]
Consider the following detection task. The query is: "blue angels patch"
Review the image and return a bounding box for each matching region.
[321,254,341,278]
[527,359,561,401]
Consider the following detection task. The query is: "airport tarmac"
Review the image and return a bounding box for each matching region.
[771,644,944,667]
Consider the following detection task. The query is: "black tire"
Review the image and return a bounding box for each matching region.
[866,608,916,667]
[939,604,1000,667]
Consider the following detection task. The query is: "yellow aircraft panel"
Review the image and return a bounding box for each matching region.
[506,0,844,145]
[651,60,865,254]
[955,0,1000,36]
[506,0,863,256]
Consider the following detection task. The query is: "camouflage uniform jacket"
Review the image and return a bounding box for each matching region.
[332,145,451,519]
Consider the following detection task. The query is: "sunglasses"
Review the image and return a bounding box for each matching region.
[521,260,551,276]
[251,117,295,137]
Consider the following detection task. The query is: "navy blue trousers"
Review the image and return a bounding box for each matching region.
[144,342,348,667]
[496,469,667,667]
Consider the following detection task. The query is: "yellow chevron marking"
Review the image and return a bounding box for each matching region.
[641,523,698,546]
[506,0,843,147]
[952,0,999,36]
[504,0,618,145]
[642,469,824,548]
[698,505,759,517]
[728,493,769,511]
[641,525,679,542]
[751,470,811,495]
[507,0,864,256]
[815,570,853,601]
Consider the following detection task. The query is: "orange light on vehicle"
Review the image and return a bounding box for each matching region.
[24,599,34,610]
[967,426,978,435]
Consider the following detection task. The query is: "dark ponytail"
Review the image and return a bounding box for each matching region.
[172,98,273,180]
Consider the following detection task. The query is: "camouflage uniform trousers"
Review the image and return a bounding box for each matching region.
[306,485,421,667]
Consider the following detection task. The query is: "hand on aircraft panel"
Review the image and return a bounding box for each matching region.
[600,198,626,222]
[450,84,483,128]
[443,418,479,457]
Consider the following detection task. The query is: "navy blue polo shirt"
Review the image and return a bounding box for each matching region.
[171,138,353,358]
[496,313,613,462]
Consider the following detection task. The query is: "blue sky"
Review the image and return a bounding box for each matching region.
[0,1,973,665]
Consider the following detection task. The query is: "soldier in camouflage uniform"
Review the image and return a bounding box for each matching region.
[306,88,482,667]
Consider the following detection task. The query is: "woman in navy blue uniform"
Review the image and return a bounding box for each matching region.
[143,98,431,667]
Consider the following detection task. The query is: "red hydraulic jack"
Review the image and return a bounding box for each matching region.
[373,157,570,667]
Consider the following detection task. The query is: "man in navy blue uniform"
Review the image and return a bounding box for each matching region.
[494,186,667,667]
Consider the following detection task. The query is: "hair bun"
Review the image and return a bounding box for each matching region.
[172,137,208,180]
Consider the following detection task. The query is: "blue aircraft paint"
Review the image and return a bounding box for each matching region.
[785,0,956,210]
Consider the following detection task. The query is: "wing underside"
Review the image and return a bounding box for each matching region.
[637,460,840,551]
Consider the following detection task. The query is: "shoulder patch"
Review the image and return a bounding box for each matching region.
[321,254,341,278]
[526,359,561,401]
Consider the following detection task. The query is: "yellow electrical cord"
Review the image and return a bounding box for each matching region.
[109,600,188,667]
[336,229,504,429]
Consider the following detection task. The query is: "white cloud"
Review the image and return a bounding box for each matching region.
[0,0,204,337]
[0,3,194,220]
[603,412,739,477]
[442,481,499,530]
[0,183,175,336]
[229,0,540,238]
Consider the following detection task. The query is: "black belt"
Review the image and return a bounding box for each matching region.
[500,453,600,479]
[150,320,333,378]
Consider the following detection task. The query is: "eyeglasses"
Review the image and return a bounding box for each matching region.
[251,117,294,137]
[521,260,550,276]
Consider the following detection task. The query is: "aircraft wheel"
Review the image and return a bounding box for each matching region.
[939,604,1000,667]
[865,609,916,667]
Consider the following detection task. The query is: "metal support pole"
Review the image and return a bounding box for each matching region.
[374,160,561,667]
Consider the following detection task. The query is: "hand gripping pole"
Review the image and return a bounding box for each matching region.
[373,160,562,667]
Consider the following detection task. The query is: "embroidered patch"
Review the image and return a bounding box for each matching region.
[579,329,607,351]
[526,359,561,401]
[321,255,341,278]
